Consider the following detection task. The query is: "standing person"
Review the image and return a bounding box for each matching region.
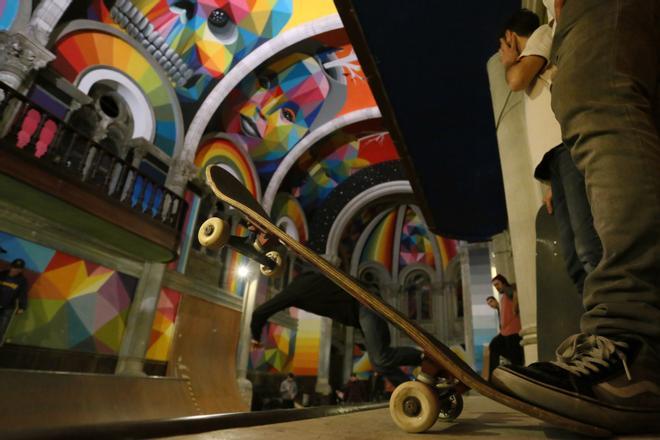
[336,373,368,404]
[279,372,298,409]
[487,276,524,378]
[493,0,660,433]
[251,270,422,387]
[499,8,602,295]
[0,259,28,344]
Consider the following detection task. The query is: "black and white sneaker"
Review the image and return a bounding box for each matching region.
[492,333,660,434]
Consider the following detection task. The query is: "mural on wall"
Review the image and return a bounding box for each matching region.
[249,321,296,372]
[360,208,397,273]
[399,207,437,270]
[0,0,21,30]
[289,308,320,376]
[217,42,375,178]
[50,27,184,157]
[88,0,338,102]
[0,232,138,354]
[290,133,398,211]
[146,287,182,361]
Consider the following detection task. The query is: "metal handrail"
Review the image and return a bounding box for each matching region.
[0,81,187,233]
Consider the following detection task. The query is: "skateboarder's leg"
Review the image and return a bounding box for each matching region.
[493,0,660,432]
[358,305,422,377]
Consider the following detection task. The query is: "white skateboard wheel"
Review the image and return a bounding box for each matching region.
[389,380,440,433]
[198,217,230,250]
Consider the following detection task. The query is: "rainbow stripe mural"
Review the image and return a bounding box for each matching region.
[145,287,181,361]
[194,136,261,199]
[51,28,182,156]
[352,344,373,380]
[271,193,308,243]
[0,0,20,30]
[360,208,397,273]
[436,236,458,269]
[290,309,321,376]
[0,232,137,354]
[221,223,249,297]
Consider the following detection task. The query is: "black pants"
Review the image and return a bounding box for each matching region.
[488,333,524,377]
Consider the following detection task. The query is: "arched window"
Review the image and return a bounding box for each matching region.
[402,270,433,321]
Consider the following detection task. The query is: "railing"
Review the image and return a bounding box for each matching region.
[0,82,187,233]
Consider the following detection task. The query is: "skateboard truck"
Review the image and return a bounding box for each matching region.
[198,217,283,277]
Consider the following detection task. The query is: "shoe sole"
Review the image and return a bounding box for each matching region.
[491,367,660,434]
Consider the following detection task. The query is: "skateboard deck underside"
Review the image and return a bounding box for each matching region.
[205,165,610,438]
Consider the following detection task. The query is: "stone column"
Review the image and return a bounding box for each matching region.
[115,261,166,375]
[166,158,198,197]
[314,253,340,397]
[26,0,73,47]
[235,268,260,408]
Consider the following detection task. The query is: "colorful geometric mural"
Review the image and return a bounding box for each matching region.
[436,236,458,269]
[399,207,436,270]
[220,43,376,176]
[249,322,296,372]
[89,0,337,101]
[352,343,373,380]
[221,223,249,297]
[146,287,182,361]
[51,28,182,156]
[292,133,399,209]
[360,208,397,273]
[271,193,308,242]
[194,135,261,199]
[0,232,138,354]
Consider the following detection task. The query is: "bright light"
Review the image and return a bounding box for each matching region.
[237,266,250,278]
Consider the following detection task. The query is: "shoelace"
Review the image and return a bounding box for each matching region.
[551,334,632,381]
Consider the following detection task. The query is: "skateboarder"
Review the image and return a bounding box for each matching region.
[493,0,660,433]
[250,270,423,386]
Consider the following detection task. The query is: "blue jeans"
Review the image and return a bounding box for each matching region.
[547,145,602,294]
[0,308,14,344]
[358,305,422,386]
[551,0,660,344]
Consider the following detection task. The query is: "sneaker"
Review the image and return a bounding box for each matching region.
[491,333,660,434]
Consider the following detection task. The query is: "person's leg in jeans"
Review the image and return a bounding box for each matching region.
[548,147,589,292]
[503,334,524,366]
[492,1,660,433]
[358,305,422,386]
[488,333,506,378]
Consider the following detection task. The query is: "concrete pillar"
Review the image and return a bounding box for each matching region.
[165,158,198,197]
[460,243,498,374]
[487,54,543,363]
[115,261,166,375]
[235,266,259,408]
[314,253,340,396]
[342,326,354,383]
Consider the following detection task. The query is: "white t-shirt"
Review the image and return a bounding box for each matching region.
[519,24,562,180]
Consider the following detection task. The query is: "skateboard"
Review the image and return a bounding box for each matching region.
[197,165,611,437]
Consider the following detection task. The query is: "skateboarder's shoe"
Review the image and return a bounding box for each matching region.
[492,333,660,434]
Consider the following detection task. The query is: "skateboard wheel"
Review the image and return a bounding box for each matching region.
[437,390,463,422]
[260,251,283,277]
[389,381,440,433]
[198,217,230,250]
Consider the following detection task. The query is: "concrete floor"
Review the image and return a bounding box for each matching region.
[163,395,659,440]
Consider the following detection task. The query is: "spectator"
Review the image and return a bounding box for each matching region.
[499,8,601,295]
[493,1,660,433]
[279,372,298,409]
[336,374,368,404]
[488,275,524,378]
[0,258,28,345]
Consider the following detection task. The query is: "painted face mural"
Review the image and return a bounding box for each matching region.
[224,51,347,174]
[95,0,293,98]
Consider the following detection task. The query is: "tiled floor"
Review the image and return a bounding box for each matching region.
[163,395,658,440]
